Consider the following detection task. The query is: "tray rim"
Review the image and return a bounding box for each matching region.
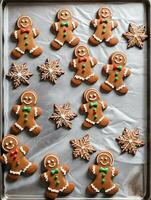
[0,0,151,199]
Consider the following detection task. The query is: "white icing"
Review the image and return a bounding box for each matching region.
[15,123,23,131]
[22,162,32,173]
[73,59,76,68]
[106,35,113,42]
[29,124,38,132]
[93,34,102,43]
[15,47,24,54]
[96,116,105,124]
[124,68,128,77]
[94,19,98,27]
[72,21,76,29]
[2,154,8,164]
[34,107,38,117]
[101,101,105,109]
[116,84,126,91]
[54,39,63,46]
[83,104,87,112]
[74,73,94,81]
[86,118,95,125]
[105,80,114,89]
[44,172,48,182]
[90,57,94,66]
[32,28,37,37]
[90,183,99,193]
[105,184,116,193]
[61,166,66,175]
[29,46,38,53]
[112,167,115,177]
[48,182,69,193]
[92,165,95,174]
[16,105,20,114]
[14,31,18,39]
[106,64,110,73]
[69,36,76,44]
[20,146,26,155]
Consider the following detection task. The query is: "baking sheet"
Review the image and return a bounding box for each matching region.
[2,1,147,199]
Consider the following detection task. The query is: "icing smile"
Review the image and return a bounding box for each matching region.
[23,100,33,105]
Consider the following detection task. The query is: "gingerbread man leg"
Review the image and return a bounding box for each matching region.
[45,190,58,199]
[87,75,98,84]
[51,34,65,50]
[71,77,82,86]
[115,84,128,95]
[62,182,75,194]
[27,122,42,136]
[104,183,119,196]
[30,46,43,57]
[89,34,103,46]
[7,173,20,182]
[82,120,93,129]
[11,46,25,59]
[24,163,37,175]
[86,184,98,196]
[105,34,119,47]
[100,82,113,93]
[10,121,24,135]
[97,116,109,127]
[66,33,80,47]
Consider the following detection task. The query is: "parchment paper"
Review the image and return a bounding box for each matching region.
[3,1,147,199]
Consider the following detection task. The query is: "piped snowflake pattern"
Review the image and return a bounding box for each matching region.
[70,134,96,161]
[50,103,77,129]
[38,58,64,84]
[116,128,144,155]
[123,23,148,49]
[6,63,33,89]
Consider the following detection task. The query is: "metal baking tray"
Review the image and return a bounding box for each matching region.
[0,0,151,199]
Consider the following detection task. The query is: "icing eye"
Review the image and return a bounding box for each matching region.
[105,157,108,160]
[115,55,119,59]
[81,49,85,53]
[78,49,81,53]
[119,56,123,61]
[65,12,68,15]
[61,12,65,15]
[93,93,97,97]
[24,96,28,100]
[51,159,55,162]
[9,140,13,144]
[21,19,25,23]
[90,94,93,98]
[5,142,8,146]
[47,160,51,164]
[28,96,32,100]
[25,19,28,23]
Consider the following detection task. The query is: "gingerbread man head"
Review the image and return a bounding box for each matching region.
[17,16,33,29]
[96,151,114,167]
[75,44,89,57]
[1,135,19,152]
[57,9,72,20]
[110,52,127,66]
[98,7,112,19]
[84,88,101,103]
[43,154,60,170]
[20,90,38,106]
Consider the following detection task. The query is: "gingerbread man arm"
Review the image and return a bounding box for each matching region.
[72,20,78,30]
[40,172,49,183]
[90,57,97,67]
[34,107,43,117]
[80,103,89,113]
[90,19,98,28]
[102,64,112,75]
[60,164,69,175]
[123,67,131,78]
[111,20,118,30]
[0,154,8,164]
[112,167,119,177]
[11,105,21,115]
[70,59,78,69]
[88,164,98,176]
[32,28,40,38]
[100,100,108,110]
[11,30,20,40]
[20,144,29,155]
[51,22,60,33]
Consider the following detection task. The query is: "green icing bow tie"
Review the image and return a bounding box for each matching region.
[90,102,98,108]
[51,168,59,175]
[61,21,69,27]
[22,106,31,112]
[99,167,109,173]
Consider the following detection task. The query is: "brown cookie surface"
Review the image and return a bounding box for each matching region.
[70,134,96,160]
[100,51,131,95]
[89,7,119,46]
[70,44,98,86]
[50,9,80,50]
[10,90,43,136]
[86,151,119,196]
[11,16,43,58]
[0,135,37,182]
[40,154,74,199]
[116,128,144,155]
[80,88,109,128]
[123,23,148,49]
[6,63,33,89]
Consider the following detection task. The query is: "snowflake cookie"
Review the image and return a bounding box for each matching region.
[70,134,96,161]
[116,128,144,155]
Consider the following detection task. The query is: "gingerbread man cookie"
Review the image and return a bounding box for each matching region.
[0,135,37,181]
[40,154,75,199]
[100,52,131,94]
[80,88,109,128]
[86,151,119,196]
[70,44,98,86]
[50,9,80,50]
[89,7,118,46]
[11,16,43,58]
[10,90,43,136]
